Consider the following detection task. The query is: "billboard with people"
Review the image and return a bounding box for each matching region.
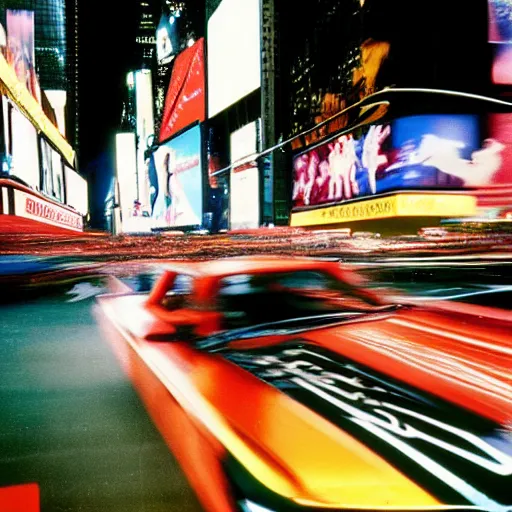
[6,10,40,102]
[149,124,203,228]
[293,114,512,209]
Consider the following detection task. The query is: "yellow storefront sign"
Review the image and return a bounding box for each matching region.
[290,193,477,227]
[0,54,75,166]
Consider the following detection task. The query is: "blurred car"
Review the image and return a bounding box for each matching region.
[96,256,512,512]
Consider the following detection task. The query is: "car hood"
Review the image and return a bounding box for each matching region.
[214,308,512,511]
[98,294,512,511]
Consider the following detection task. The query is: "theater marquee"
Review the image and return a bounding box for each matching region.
[290,193,476,227]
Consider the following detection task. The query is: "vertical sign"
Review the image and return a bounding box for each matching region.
[230,121,260,230]
[116,132,138,229]
[135,70,155,210]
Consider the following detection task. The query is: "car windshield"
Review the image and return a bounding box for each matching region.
[161,273,194,310]
[217,270,387,331]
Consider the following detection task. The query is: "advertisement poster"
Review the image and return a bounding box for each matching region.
[230,121,260,230]
[6,10,40,102]
[10,105,39,189]
[489,0,512,84]
[150,124,203,228]
[115,132,138,218]
[207,0,261,118]
[64,166,88,216]
[156,13,179,65]
[292,114,512,209]
[159,38,205,142]
[135,70,154,206]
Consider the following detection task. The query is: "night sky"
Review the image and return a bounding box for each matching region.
[76,0,139,227]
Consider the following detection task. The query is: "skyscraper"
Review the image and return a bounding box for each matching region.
[67,0,79,152]
[34,0,67,90]
[135,0,157,70]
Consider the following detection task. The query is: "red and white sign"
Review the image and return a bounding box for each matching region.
[15,189,83,231]
[159,38,205,142]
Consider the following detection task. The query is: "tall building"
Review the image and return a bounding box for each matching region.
[135,0,157,70]
[33,0,67,91]
[66,0,79,153]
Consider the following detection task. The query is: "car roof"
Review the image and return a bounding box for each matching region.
[162,256,339,279]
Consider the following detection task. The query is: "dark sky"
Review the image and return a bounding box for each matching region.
[76,0,139,225]
[77,0,139,164]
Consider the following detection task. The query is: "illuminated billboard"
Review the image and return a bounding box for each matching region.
[159,38,205,142]
[6,10,40,102]
[14,187,83,231]
[292,114,512,209]
[156,13,179,65]
[135,70,155,209]
[10,105,39,189]
[489,0,512,84]
[64,166,88,216]
[115,132,138,228]
[230,121,260,230]
[207,0,261,118]
[151,124,203,228]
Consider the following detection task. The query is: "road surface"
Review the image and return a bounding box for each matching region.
[0,288,203,512]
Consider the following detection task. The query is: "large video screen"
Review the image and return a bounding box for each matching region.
[115,132,139,222]
[150,124,203,228]
[64,166,88,216]
[292,114,512,209]
[135,70,155,204]
[207,0,261,118]
[10,106,40,189]
[489,0,512,84]
[230,121,260,230]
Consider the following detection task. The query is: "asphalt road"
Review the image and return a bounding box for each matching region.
[0,290,203,512]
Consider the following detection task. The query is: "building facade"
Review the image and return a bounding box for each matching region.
[277,0,512,231]
[135,0,157,70]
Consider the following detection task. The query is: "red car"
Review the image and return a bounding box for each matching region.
[96,256,512,512]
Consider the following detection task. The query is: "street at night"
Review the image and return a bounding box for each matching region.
[1,0,512,511]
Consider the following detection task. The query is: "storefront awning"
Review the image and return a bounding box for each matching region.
[0,53,75,167]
